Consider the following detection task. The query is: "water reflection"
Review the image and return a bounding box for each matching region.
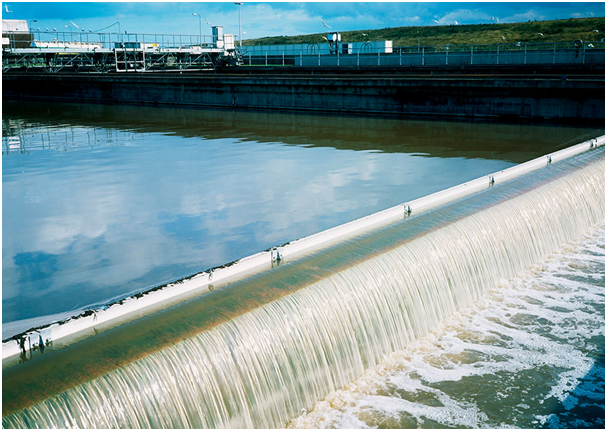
[4,101,603,162]
[2,101,603,334]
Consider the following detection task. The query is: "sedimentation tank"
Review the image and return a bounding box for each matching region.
[2,137,605,428]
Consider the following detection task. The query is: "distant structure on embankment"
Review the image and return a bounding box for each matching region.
[2,18,605,124]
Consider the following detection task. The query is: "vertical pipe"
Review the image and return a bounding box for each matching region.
[582,43,586,64]
[553,43,556,64]
[238,4,242,48]
[422,46,425,66]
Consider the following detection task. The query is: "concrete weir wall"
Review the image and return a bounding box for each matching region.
[2,73,605,123]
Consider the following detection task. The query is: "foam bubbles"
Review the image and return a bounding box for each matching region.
[288,224,605,429]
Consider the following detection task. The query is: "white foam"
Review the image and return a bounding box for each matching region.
[289,223,605,429]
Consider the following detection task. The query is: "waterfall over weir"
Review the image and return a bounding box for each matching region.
[2,148,605,429]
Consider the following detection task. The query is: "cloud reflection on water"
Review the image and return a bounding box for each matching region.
[2,102,603,330]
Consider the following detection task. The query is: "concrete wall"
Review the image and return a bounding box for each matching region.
[3,73,604,123]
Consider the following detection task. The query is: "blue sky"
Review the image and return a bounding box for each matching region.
[2,1,605,40]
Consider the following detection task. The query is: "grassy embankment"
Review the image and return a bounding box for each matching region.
[243,17,605,47]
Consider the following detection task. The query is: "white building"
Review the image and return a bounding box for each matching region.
[2,19,31,48]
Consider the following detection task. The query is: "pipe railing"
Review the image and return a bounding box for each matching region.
[397,40,604,53]
[240,40,605,56]
[3,30,240,51]
[240,41,605,67]
[5,31,603,55]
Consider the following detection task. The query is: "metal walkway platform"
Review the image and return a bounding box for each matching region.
[2,27,242,73]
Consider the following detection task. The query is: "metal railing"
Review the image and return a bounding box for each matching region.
[3,30,240,51]
[2,30,242,73]
[239,40,605,67]
[3,31,604,69]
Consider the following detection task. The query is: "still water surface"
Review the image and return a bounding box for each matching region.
[2,101,603,335]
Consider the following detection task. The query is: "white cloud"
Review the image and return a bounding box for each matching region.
[501,10,547,23]
[437,9,493,25]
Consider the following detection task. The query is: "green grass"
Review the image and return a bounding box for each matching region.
[243,17,605,47]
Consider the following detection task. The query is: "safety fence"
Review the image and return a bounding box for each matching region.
[3,29,236,51]
[240,40,605,67]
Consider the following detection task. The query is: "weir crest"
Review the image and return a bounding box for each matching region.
[2,144,605,429]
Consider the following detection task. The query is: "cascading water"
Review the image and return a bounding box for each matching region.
[2,149,604,429]
[287,223,605,429]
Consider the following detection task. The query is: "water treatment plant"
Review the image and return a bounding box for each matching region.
[2,5,606,429]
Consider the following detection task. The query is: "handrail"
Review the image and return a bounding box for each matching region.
[240,40,605,56]
[3,30,241,51]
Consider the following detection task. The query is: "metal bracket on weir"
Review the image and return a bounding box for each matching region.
[12,328,53,364]
[2,135,605,367]
[271,248,281,262]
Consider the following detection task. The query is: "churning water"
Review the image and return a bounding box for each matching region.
[2,147,603,428]
[289,224,605,429]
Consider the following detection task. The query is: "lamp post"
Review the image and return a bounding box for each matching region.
[192,12,201,45]
[29,19,38,33]
[234,2,243,48]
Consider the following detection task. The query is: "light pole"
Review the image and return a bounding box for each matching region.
[234,2,243,48]
[192,12,201,45]
[29,19,38,33]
